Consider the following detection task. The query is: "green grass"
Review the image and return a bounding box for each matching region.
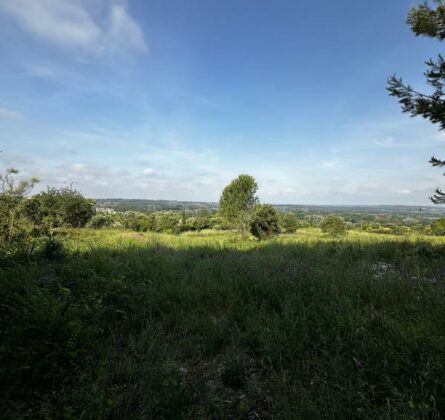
[1,229,445,418]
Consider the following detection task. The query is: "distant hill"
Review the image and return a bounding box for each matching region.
[95,198,219,212]
[95,198,445,217]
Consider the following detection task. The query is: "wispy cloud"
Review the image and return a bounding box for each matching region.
[373,136,394,148]
[0,0,147,56]
[105,4,147,54]
[142,167,156,176]
[0,106,22,120]
[322,159,337,168]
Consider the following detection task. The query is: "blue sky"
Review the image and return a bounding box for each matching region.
[0,0,444,204]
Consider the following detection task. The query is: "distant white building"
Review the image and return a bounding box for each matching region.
[96,207,115,214]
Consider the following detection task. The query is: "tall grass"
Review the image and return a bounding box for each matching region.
[1,229,444,418]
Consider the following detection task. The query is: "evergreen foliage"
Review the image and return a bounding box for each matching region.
[388,0,445,203]
[218,174,258,233]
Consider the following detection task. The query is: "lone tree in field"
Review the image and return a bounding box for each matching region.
[219,174,258,233]
[387,0,445,203]
[320,215,347,237]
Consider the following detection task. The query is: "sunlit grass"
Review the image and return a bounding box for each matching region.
[1,228,445,418]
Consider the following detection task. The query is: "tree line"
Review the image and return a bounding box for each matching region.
[0,169,348,255]
[3,167,445,258]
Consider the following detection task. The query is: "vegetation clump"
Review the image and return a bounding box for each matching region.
[249,204,281,240]
[0,168,94,257]
[278,211,301,233]
[320,214,347,237]
[431,217,445,235]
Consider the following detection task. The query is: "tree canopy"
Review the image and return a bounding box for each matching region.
[387,0,445,203]
[218,174,258,232]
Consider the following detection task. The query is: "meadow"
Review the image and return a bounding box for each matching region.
[1,228,445,419]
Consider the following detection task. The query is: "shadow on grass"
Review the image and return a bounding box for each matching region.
[1,238,445,419]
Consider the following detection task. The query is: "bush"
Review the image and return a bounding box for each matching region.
[320,215,347,237]
[249,204,281,240]
[24,187,95,231]
[279,212,300,233]
[88,215,113,229]
[0,168,40,254]
[431,217,445,235]
[37,238,65,260]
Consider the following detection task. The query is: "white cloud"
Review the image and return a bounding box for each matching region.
[106,5,147,53]
[70,163,87,171]
[0,0,147,55]
[142,167,156,176]
[0,0,101,48]
[397,189,411,194]
[322,160,337,168]
[0,106,22,120]
[433,132,445,142]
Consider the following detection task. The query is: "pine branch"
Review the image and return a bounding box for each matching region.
[430,188,445,204]
[430,156,445,166]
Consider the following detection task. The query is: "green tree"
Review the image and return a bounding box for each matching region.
[279,212,300,233]
[387,0,445,203]
[219,174,258,233]
[0,167,39,246]
[250,204,281,240]
[320,215,347,237]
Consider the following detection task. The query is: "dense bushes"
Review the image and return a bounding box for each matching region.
[0,168,94,256]
[88,214,113,229]
[249,204,281,240]
[88,207,445,239]
[24,187,95,233]
[90,209,216,234]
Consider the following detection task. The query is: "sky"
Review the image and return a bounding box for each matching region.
[0,0,444,205]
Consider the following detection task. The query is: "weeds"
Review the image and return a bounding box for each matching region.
[1,228,444,418]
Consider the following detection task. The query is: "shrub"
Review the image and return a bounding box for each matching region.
[279,212,300,233]
[249,204,281,240]
[431,217,445,235]
[320,214,347,237]
[37,238,65,260]
[88,215,112,229]
[24,187,95,231]
[0,168,40,254]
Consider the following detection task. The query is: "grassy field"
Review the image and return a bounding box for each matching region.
[1,228,445,419]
